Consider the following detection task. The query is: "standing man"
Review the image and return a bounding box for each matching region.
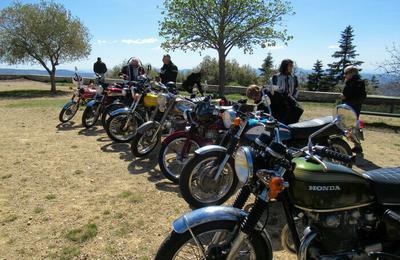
[93,57,107,82]
[341,66,366,117]
[159,54,178,84]
[119,57,145,81]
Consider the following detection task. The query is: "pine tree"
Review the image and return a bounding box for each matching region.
[307,60,324,90]
[328,25,363,82]
[370,75,380,88]
[259,52,275,83]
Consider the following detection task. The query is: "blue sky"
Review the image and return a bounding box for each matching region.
[1,0,399,73]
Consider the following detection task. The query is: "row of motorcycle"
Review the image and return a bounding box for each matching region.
[59,68,400,259]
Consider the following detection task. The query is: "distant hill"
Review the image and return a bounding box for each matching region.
[0,68,94,78]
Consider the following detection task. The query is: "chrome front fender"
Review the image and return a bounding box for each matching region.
[194,145,227,155]
[173,206,247,234]
[137,121,161,134]
[109,107,131,117]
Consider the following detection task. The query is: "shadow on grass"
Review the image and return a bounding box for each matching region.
[101,142,132,161]
[78,126,105,137]
[56,122,82,131]
[0,89,69,99]
[355,155,381,171]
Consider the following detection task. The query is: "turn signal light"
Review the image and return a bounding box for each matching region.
[269,177,284,199]
[359,120,365,129]
[233,117,241,126]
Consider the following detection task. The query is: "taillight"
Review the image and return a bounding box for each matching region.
[359,120,364,129]
[219,99,225,106]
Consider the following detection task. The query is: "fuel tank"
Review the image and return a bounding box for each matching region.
[289,157,374,211]
[143,93,159,107]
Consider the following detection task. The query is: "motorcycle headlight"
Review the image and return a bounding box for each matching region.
[234,146,254,185]
[122,89,127,96]
[223,109,237,129]
[157,93,168,111]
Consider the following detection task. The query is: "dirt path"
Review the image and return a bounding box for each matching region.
[0,86,399,259]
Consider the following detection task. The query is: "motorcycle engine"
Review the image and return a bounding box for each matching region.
[306,208,379,256]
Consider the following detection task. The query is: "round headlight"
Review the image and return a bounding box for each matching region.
[335,104,358,131]
[157,93,168,106]
[234,146,253,185]
[223,109,236,129]
[122,89,127,96]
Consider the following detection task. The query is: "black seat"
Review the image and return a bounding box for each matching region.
[288,116,334,140]
[363,168,400,205]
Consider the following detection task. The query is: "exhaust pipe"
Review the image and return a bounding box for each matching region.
[298,227,317,260]
[382,209,400,229]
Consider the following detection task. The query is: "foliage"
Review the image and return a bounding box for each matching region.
[159,0,293,96]
[195,55,259,86]
[306,60,325,91]
[327,25,363,82]
[0,1,91,93]
[259,52,276,83]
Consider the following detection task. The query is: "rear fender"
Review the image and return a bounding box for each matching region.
[137,121,161,134]
[173,206,246,234]
[194,145,227,155]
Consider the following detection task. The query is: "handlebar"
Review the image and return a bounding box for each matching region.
[314,146,354,165]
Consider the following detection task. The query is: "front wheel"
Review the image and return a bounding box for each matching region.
[101,103,125,128]
[59,102,79,123]
[158,134,201,184]
[179,151,238,209]
[105,113,141,143]
[82,104,100,128]
[130,127,161,157]
[155,220,272,260]
[328,138,353,167]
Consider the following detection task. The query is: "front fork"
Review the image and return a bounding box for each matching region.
[150,102,175,143]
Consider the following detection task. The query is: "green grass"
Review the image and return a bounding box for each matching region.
[0,89,69,99]
[4,98,68,108]
[1,174,12,179]
[33,207,44,214]
[65,223,98,243]
[45,194,56,200]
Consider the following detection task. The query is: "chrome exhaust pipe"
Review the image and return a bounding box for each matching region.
[298,227,317,260]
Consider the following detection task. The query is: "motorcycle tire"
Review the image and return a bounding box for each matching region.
[130,130,161,157]
[179,151,238,209]
[59,102,78,123]
[155,220,272,260]
[105,113,141,143]
[158,134,201,184]
[82,104,100,128]
[328,138,353,167]
[101,103,125,129]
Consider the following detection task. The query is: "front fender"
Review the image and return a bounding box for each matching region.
[161,130,206,146]
[86,99,99,108]
[194,145,227,155]
[63,100,76,109]
[173,206,247,234]
[137,121,161,134]
[110,107,131,117]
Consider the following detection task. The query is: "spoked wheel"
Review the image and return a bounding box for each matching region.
[59,102,79,123]
[82,104,100,128]
[105,113,139,143]
[155,220,272,260]
[179,151,238,209]
[131,127,161,157]
[159,136,201,184]
[280,217,306,254]
[101,103,125,128]
[328,138,353,167]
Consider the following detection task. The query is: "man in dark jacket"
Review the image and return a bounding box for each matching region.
[159,54,178,84]
[93,57,107,82]
[341,66,366,117]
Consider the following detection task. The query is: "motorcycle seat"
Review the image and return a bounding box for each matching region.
[363,167,400,205]
[189,96,207,103]
[288,116,334,140]
[215,105,233,112]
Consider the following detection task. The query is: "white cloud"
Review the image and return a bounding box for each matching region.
[96,40,118,45]
[121,38,158,45]
[97,40,108,44]
[328,44,339,49]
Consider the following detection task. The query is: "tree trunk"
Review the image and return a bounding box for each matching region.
[50,69,56,94]
[218,49,226,97]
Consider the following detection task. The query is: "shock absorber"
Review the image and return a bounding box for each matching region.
[232,185,251,209]
[240,195,268,234]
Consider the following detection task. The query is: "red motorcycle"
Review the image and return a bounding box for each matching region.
[59,70,97,123]
[158,97,229,183]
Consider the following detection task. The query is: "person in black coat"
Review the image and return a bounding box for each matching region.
[159,54,178,84]
[341,66,366,117]
[93,57,107,82]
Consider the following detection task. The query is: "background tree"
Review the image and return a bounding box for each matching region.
[159,0,293,96]
[327,25,363,82]
[369,75,380,89]
[0,1,91,93]
[307,60,324,90]
[259,52,275,83]
[381,43,400,79]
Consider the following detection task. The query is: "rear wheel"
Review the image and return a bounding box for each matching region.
[155,220,272,260]
[179,151,238,209]
[59,102,78,123]
[82,104,100,128]
[158,135,201,184]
